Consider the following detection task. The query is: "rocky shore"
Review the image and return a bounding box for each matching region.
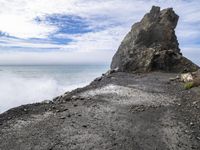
[0,6,199,150]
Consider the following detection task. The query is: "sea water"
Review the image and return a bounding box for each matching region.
[0,65,108,113]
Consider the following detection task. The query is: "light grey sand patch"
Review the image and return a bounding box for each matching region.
[80,84,176,106]
[2,112,53,132]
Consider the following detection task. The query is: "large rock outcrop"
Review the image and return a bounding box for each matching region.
[111,6,199,73]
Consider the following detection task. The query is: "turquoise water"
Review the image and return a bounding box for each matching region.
[0,65,109,113]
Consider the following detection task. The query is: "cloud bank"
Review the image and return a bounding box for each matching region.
[0,0,199,65]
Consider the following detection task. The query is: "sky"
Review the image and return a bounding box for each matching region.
[0,0,199,65]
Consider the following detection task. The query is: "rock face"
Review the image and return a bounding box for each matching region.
[111,6,199,73]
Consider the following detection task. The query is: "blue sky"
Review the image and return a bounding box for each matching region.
[0,0,199,65]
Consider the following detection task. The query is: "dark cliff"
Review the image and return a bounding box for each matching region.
[111,6,199,73]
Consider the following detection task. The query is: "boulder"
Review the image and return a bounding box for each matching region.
[111,6,199,73]
[181,73,193,82]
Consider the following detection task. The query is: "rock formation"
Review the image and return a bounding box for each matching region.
[111,6,199,73]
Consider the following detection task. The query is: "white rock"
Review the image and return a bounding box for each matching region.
[181,73,193,82]
[71,95,78,100]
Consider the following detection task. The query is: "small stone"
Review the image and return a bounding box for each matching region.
[60,116,66,119]
[111,111,115,114]
[196,137,200,141]
[71,96,78,100]
[80,97,84,100]
[177,103,181,106]
[169,78,176,81]
[73,104,78,107]
[82,125,87,128]
[62,108,68,111]
[192,101,198,105]
[191,146,196,149]
[53,96,60,101]
[190,122,194,126]
[94,77,102,81]
[184,129,189,134]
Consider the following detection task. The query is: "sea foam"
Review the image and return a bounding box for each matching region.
[0,65,108,113]
[0,72,87,113]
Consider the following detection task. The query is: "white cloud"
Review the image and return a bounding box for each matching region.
[59,26,129,52]
[0,14,57,38]
[0,0,149,38]
[0,0,199,65]
[0,37,63,49]
[0,50,113,65]
[0,0,190,38]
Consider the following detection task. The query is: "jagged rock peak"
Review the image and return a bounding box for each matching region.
[111,6,199,73]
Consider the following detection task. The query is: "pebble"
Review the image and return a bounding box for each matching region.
[190,122,194,126]
[80,97,84,100]
[111,111,115,114]
[191,146,196,149]
[63,108,68,111]
[60,116,66,119]
[56,110,60,113]
[192,101,198,105]
[185,130,189,133]
[196,137,200,141]
[71,96,78,100]
[82,125,88,128]
[94,77,102,81]
[113,143,118,146]
[169,78,176,81]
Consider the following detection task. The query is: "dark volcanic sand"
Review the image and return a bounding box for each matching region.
[0,72,199,150]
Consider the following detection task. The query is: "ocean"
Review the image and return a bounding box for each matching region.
[0,65,109,113]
